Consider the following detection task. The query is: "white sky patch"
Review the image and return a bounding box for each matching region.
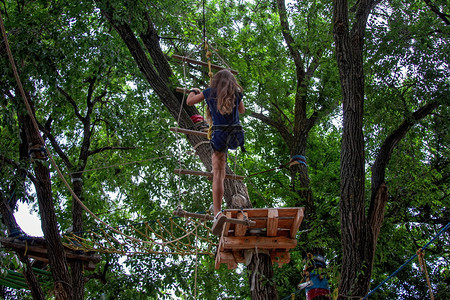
[14,202,44,237]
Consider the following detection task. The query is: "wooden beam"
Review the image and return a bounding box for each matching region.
[235,212,248,237]
[173,209,255,226]
[271,251,290,267]
[289,208,304,239]
[0,238,100,263]
[215,251,237,270]
[222,236,297,250]
[223,211,233,237]
[172,54,238,75]
[173,209,214,221]
[173,169,245,180]
[267,209,279,237]
[170,127,208,138]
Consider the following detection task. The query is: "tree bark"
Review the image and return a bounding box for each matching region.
[246,251,278,300]
[18,94,72,299]
[333,0,378,298]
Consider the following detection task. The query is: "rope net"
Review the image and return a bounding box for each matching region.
[61,216,216,257]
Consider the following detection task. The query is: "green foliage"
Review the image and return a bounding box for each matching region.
[0,0,447,298]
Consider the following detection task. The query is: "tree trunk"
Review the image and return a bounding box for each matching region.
[18,96,72,299]
[71,176,84,300]
[333,1,380,298]
[246,251,278,300]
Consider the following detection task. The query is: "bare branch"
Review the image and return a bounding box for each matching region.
[87,146,135,157]
[38,122,73,169]
[269,100,294,128]
[424,0,450,25]
[276,0,305,83]
[57,86,84,122]
[370,101,440,203]
[249,111,293,148]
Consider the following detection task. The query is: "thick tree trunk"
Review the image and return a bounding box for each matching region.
[18,98,72,299]
[333,1,377,298]
[246,251,278,300]
[71,176,84,300]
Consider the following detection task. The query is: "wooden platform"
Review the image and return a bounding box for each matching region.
[0,237,101,271]
[170,127,208,138]
[215,207,304,269]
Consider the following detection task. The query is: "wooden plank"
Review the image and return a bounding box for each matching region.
[170,127,208,138]
[173,209,255,226]
[289,208,304,239]
[225,208,269,219]
[173,209,214,221]
[175,87,190,94]
[27,255,98,271]
[223,211,233,237]
[270,251,290,267]
[0,238,100,263]
[173,169,245,181]
[222,236,297,250]
[232,250,245,263]
[172,54,238,75]
[215,251,237,270]
[235,212,248,237]
[267,209,279,237]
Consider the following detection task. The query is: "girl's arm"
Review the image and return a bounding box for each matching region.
[238,99,245,114]
[186,88,205,106]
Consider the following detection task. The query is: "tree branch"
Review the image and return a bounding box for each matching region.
[249,111,293,148]
[57,86,84,122]
[370,101,440,203]
[141,11,173,84]
[87,146,135,157]
[276,0,305,83]
[38,122,73,169]
[269,100,293,128]
[424,0,450,25]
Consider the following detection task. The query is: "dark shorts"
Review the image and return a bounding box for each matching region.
[211,125,245,153]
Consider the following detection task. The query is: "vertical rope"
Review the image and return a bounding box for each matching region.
[417,249,434,300]
[194,225,198,299]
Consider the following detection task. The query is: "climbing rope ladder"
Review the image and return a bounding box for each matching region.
[61,214,216,257]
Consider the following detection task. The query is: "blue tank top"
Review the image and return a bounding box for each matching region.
[203,88,242,126]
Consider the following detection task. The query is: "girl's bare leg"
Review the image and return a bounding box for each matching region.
[211,151,227,235]
[212,151,226,216]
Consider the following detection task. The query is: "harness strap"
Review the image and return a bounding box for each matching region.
[211,125,246,152]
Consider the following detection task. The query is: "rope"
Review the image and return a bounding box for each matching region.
[62,216,216,256]
[417,249,434,300]
[247,160,291,177]
[69,155,174,175]
[362,222,450,299]
[194,226,198,299]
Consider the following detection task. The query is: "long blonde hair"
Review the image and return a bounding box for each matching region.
[210,69,243,115]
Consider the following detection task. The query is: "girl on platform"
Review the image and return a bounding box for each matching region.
[186,69,245,235]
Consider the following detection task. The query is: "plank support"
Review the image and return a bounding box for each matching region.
[173,208,256,226]
[170,127,208,138]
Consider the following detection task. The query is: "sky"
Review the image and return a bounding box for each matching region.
[15,202,43,236]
